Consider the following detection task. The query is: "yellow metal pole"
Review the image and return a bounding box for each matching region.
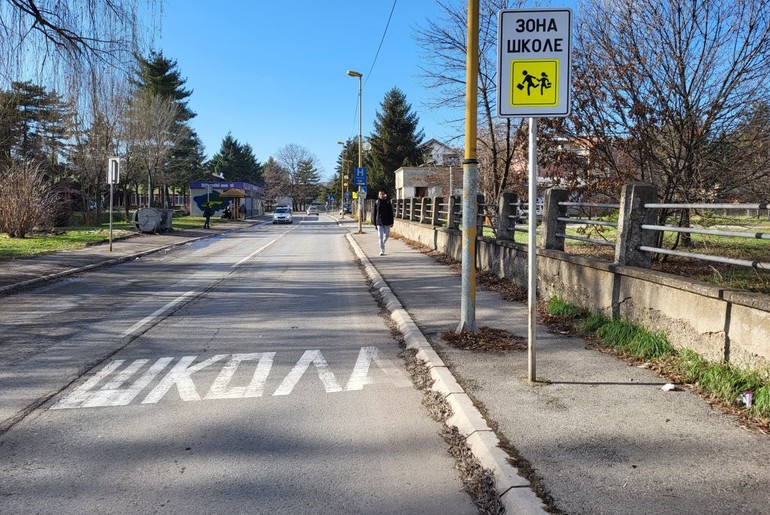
[457,0,479,333]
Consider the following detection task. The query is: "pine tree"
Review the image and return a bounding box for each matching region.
[130,51,205,202]
[368,87,425,197]
[209,133,263,185]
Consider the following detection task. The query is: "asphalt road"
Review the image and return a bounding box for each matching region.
[0,215,476,514]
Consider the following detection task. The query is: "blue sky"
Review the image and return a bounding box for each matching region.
[159,0,459,181]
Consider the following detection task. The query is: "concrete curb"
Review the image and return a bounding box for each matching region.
[345,232,547,514]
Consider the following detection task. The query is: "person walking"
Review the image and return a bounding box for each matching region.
[202,203,212,229]
[239,203,247,220]
[373,190,394,256]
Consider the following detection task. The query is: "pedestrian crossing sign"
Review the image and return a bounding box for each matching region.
[511,59,558,107]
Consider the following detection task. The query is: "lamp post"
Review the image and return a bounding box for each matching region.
[347,69,364,234]
[337,140,347,218]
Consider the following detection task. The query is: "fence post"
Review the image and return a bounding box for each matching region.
[476,194,485,234]
[498,192,517,240]
[542,188,569,250]
[420,197,430,224]
[408,197,416,221]
[448,195,459,229]
[615,182,658,267]
[432,196,442,226]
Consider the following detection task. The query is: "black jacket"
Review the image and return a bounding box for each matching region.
[373,198,394,226]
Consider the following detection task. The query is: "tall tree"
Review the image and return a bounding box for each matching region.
[571,0,770,214]
[276,144,321,210]
[209,133,263,184]
[0,81,70,165]
[262,157,291,204]
[368,87,425,196]
[415,0,533,202]
[123,90,182,207]
[130,51,204,204]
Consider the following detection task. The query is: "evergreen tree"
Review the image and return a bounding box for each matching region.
[131,51,194,122]
[262,156,291,203]
[368,87,425,197]
[209,133,263,185]
[130,51,204,191]
[295,159,321,206]
[0,81,70,165]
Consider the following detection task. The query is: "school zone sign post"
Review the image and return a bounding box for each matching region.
[497,8,572,382]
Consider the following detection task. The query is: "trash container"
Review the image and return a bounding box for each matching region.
[133,208,173,233]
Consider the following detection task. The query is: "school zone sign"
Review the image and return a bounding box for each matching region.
[53,347,412,410]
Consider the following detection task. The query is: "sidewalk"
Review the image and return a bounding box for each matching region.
[2,217,768,514]
[345,220,769,515]
[0,220,262,296]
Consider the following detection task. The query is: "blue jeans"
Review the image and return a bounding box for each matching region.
[377,225,391,253]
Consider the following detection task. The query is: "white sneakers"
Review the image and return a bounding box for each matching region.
[379,250,384,256]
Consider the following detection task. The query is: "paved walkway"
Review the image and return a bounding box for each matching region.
[1,217,768,514]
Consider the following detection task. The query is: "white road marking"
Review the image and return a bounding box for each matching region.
[272,350,343,396]
[121,291,198,338]
[141,355,228,404]
[232,238,280,268]
[51,348,412,409]
[205,352,275,399]
[345,346,412,390]
[51,360,125,409]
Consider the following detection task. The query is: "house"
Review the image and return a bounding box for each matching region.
[421,138,462,167]
[395,166,464,200]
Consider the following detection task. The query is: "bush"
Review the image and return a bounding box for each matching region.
[0,160,55,237]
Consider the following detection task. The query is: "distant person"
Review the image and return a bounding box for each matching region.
[239,203,247,220]
[202,203,212,229]
[223,205,232,220]
[373,190,394,256]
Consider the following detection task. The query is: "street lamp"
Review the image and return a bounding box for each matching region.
[347,69,364,234]
[337,140,347,218]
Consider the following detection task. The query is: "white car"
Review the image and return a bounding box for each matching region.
[306,204,321,216]
[272,206,293,224]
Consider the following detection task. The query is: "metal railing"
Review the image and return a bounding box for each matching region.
[392,192,770,271]
[641,203,770,270]
[556,201,620,247]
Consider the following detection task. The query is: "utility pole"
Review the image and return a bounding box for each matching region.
[457,0,480,333]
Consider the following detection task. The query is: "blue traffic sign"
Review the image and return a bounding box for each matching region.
[354,167,367,186]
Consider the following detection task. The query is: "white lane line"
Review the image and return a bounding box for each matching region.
[232,237,280,268]
[121,291,198,338]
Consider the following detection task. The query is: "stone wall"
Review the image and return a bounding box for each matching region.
[393,219,770,370]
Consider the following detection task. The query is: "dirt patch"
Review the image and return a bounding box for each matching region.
[443,326,527,352]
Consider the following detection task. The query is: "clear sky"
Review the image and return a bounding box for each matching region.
[158,0,459,181]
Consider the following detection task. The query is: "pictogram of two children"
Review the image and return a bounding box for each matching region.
[517,70,552,95]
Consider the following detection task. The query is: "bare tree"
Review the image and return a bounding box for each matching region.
[415,0,531,202]
[571,0,770,212]
[0,0,160,80]
[262,157,291,208]
[276,144,320,210]
[123,90,182,208]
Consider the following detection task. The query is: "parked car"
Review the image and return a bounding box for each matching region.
[272,206,293,224]
[306,204,321,216]
[340,203,352,215]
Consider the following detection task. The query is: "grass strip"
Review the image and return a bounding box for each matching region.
[545,296,770,423]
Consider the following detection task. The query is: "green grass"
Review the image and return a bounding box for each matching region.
[546,297,587,318]
[545,296,770,422]
[0,215,221,260]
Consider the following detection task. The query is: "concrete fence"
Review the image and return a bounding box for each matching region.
[389,184,770,371]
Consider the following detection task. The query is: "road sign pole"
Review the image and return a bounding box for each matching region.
[107,157,120,252]
[528,118,538,383]
[457,0,479,334]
